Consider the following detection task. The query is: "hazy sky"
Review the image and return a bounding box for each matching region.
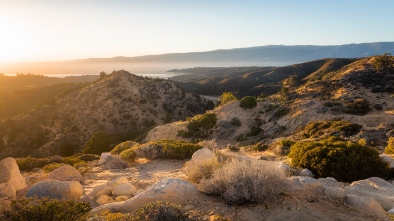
[0,0,393,62]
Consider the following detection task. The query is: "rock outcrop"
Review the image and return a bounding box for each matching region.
[0,157,26,191]
[26,179,82,200]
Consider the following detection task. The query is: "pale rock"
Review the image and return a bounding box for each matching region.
[108,177,129,187]
[0,157,27,190]
[91,178,200,213]
[48,164,84,182]
[288,176,322,190]
[0,183,16,199]
[324,186,345,199]
[299,168,315,177]
[276,162,297,175]
[96,195,116,205]
[317,177,341,188]
[191,147,214,162]
[26,179,82,200]
[112,183,137,196]
[93,187,114,199]
[380,154,394,168]
[99,152,114,163]
[345,194,387,218]
[388,208,394,214]
[346,177,394,210]
[102,157,128,170]
[115,195,129,202]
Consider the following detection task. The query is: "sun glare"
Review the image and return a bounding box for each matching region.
[0,18,37,62]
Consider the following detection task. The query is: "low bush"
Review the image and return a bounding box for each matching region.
[288,139,389,182]
[344,98,371,115]
[74,154,100,162]
[119,148,137,163]
[129,201,189,221]
[228,146,240,152]
[111,141,138,155]
[199,159,287,204]
[250,143,268,152]
[219,92,238,106]
[73,161,88,169]
[239,96,257,109]
[43,163,63,172]
[385,137,394,154]
[185,157,221,184]
[302,120,362,138]
[135,140,203,160]
[248,126,262,136]
[179,113,217,138]
[62,157,84,167]
[16,157,49,172]
[0,197,91,221]
[230,117,241,127]
[83,131,118,155]
[271,107,289,119]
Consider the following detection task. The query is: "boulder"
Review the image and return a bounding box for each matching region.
[26,179,82,200]
[112,183,136,196]
[0,183,16,199]
[0,157,27,190]
[115,195,129,202]
[380,154,394,168]
[96,195,116,205]
[108,177,129,187]
[389,208,394,214]
[191,147,215,162]
[276,162,297,176]
[324,187,345,200]
[93,186,114,199]
[299,168,315,177]
[288,176,322,191]
[48,164,84,182]
[91,178,200,213]
[345,194,387,218]
[346,177,394,210]
[101,157,128,170]
[317,177,341,188]
[99,152,114,163]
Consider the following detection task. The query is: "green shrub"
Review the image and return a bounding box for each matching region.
[135,140,203,160]
[129,201,189,221]
[73,161,88,169]
[385,137,394,154]
[344,98,370,115]
[219,92,237,106]
[228,146,240,152]
[62,157,84,166]
[119,148,137,163]
[43,163,63,173]
[281,140,295,148]
[302,120,362,138]
[16,157,49,172]
[248,126,262,136]
[230,117,241,127]
[111,141,139,155]
[185,157,221,183]
[239,96,257,109]
[199,159,287,204]
[74,154,100,162]
[288,139,389,182]
[179,113,217,138]
[251,143,268,152]
[271,107,289,119]
[0,197,91,221]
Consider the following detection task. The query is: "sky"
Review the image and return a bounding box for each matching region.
[0,0,393,62]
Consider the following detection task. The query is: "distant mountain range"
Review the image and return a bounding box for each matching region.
[1,42,394,75]
[76,42,394,66]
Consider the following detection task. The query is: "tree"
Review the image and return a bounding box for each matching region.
[99,71,107,79]
[374,53,393,70]
[219,92,237,106]
[239,96,257,109]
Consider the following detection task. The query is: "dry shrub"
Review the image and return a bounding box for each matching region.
[185,157,221,183]
[199,159,287,204]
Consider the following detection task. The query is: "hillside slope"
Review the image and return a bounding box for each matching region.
[169,58,358,97]
[147,55,394,149]
[0,70,212,158]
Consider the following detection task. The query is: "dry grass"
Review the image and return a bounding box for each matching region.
[199,159,287,204]
[185,157,221,183]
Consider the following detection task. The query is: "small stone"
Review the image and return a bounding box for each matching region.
[112,183,136,196]
[108,177,129,187]
[96,195,116,205]
[115,195,129,202]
